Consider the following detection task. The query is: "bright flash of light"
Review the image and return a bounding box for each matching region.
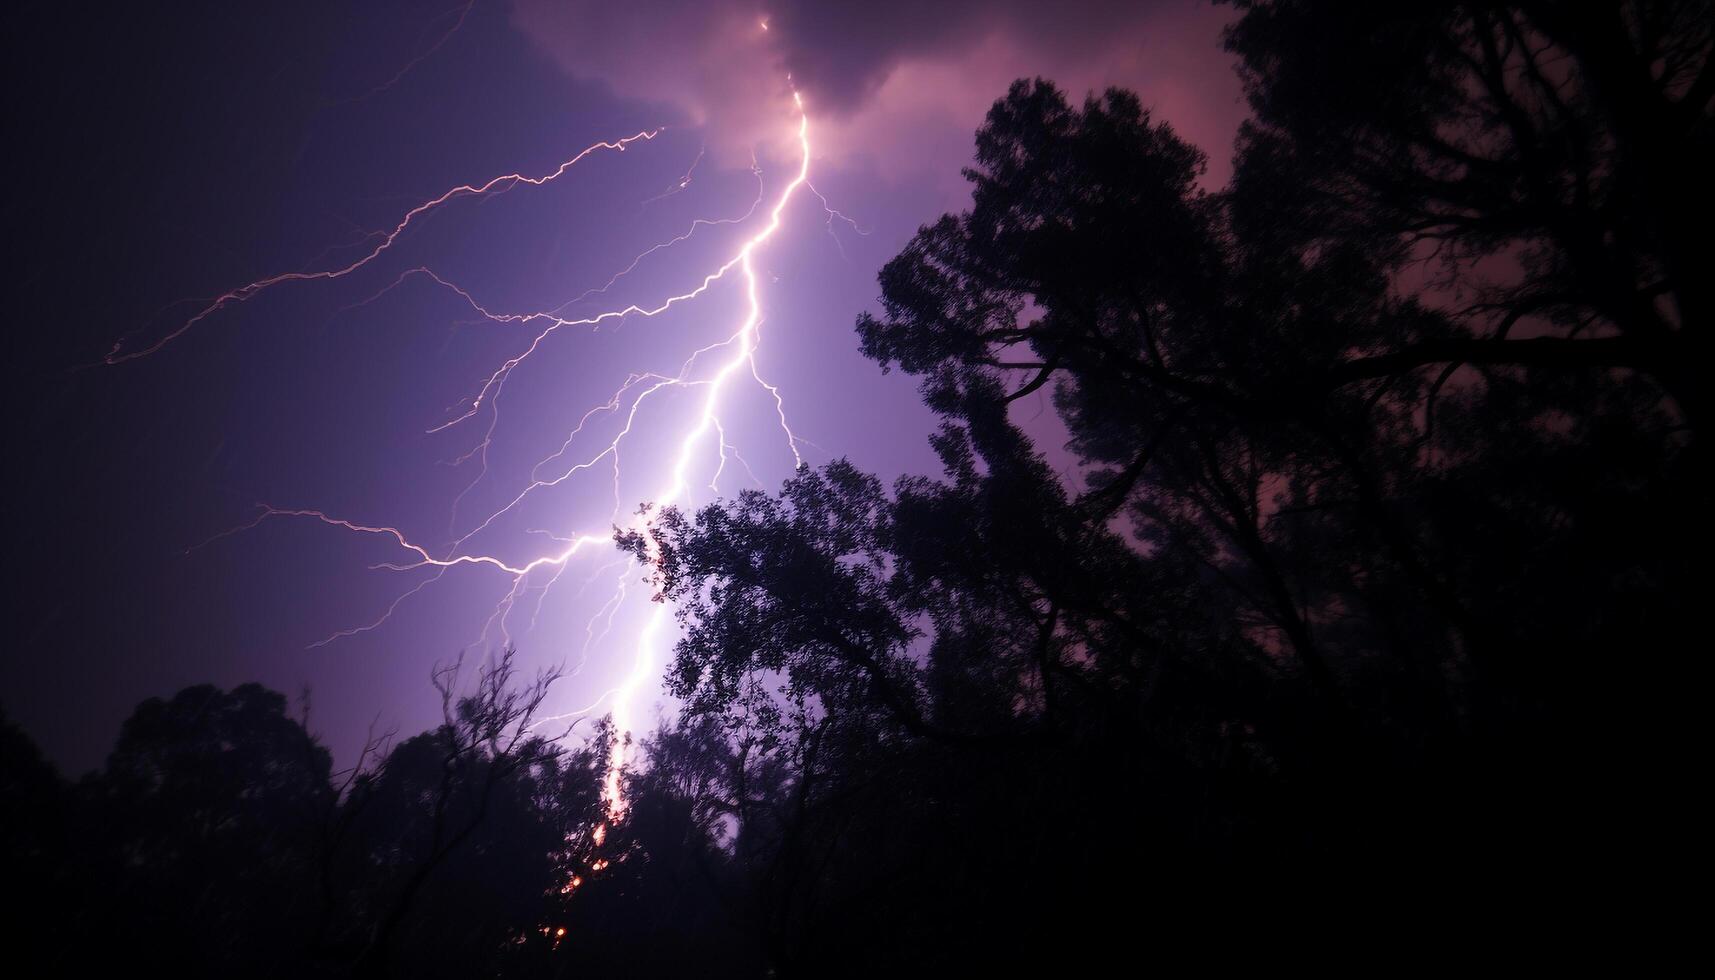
[136,90,826,821]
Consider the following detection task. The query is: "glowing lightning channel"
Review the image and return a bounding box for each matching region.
[176,91,822,820]
[600,94,813,809]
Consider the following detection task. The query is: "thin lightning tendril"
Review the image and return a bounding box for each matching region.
[105,127,663,365]
[340,0,478,105]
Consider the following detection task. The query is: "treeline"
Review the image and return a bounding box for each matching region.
[1,657,758,977]
[5,0,1709,973]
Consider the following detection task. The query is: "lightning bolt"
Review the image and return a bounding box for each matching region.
[104,127,663,365]
[135,90,824,820]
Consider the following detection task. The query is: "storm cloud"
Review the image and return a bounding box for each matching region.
[511,0,1247,187]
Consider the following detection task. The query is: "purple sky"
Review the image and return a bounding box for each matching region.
[6,0,1245,774]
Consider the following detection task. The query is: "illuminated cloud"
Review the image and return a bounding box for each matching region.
[510,0,1248,188]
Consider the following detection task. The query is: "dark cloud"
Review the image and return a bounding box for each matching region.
[512,0,1247,187]
[763,0,1181,112]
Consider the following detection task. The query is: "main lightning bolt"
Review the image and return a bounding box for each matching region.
[142,89,825,820]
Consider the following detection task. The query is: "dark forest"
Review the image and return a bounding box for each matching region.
[3,0,1707,974]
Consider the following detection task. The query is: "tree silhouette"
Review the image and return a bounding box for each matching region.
[630,2,1704,960]
[338,651,570,974]
[1226,0,1710,425]
[75,684,333,975]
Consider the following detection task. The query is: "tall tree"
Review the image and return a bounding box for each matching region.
[632,2,1706,961]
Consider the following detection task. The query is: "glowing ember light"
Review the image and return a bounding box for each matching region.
[130,88,827,821]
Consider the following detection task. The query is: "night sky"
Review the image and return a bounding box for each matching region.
[6,0,1246,774]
